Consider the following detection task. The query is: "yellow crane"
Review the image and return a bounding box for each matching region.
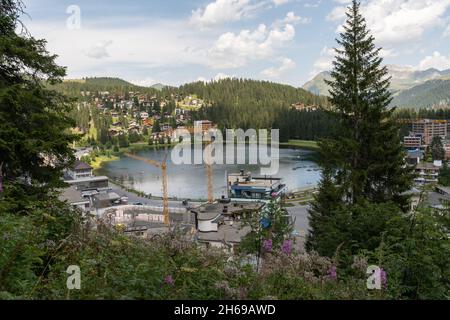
[205,137,215,203]
[125,152,170,227]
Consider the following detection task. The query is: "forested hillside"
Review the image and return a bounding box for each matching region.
[170,79,333,140]
[57,77,335,142]
[391,79,450,109]
[54,77,160,97]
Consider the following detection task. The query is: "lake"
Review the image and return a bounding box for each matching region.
[96,146,322,200]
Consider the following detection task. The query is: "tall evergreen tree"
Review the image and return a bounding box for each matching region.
[429,136,445,161]
[0,0,79,199]
[307,0,413,255]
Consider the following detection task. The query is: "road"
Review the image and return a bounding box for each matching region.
[286,204,311,249]
[109,182,201,208]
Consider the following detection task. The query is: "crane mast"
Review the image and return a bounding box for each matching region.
[124,153,170,227]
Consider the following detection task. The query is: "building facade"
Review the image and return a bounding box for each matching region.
[412,119,447,145]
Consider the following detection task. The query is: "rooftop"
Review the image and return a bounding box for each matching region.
[71,160,93,171]
[197,222,251,244]
[416,162,442,170]
[94,192,121,201]
[427,191,450,209]
[65,176,109,184]
[58,186,89,204]
[191,202,264,221]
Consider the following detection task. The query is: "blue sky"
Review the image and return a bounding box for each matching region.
[23,0,450,87]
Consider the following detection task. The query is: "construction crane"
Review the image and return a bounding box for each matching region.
[124,152,170,227]
[205,137,215,203]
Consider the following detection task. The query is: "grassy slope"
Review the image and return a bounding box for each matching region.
[281,140,319,151]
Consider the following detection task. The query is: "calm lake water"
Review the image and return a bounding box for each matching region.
[97,146,322,200]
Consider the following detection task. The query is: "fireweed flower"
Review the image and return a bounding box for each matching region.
[281,240,293,255]
[328,266,337,280]
[164,275,174,286]
[380,268,387,288]
[263,239,273,252]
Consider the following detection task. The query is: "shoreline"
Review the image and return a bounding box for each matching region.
[89,140,320,201]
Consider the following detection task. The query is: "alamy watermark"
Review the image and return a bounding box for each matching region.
[66,265,81,290]
[366,265,386,290]
[66,5,81,30]
[171,128,280,176]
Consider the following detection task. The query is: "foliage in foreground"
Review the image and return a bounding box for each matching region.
[1,192,448,300]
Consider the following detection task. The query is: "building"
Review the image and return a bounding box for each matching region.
[191,201,264,253]
[412,119,447,145]
[403,134,422,149]
[65,175,110,191]
[227,171,287,201]
[194,120,213,132]
[443,140,450,160]
[414,160,443,185]
[93,192,122,208]
[66,161,93,180]
[58,186,90,212]
[427,186,450,210]
[405,149,424,166]
[140,112,149,120]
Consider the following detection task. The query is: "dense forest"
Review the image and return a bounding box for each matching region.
[57,75,450,145]
[171,79,334,141]
[52,77,161,98]
[57,77,336,142]
[391,79,450,109]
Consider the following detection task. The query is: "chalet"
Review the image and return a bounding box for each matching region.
[194,120,213,132]
[109,128,121,136]
[128,124,140,134]
[67,161,93,180]
[191,202,264,253]
[140,112,149,120]
[414,161,443,185]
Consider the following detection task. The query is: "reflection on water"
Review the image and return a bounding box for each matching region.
[96,146,322,199]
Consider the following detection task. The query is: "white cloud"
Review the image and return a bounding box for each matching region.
[130,78,160,87]
[196,73,233,83]
[283,12,311,25]
[208,23,296,69]
[304,0,323,8]
[418,51,450,71]
[261,57,296,78]
[84,40,113,59]
[214,72,233,80]
[27,19,214,79]
[310,46,335,75]
[190,0,265,28]
[273,0,291,6]
[444,25,450,37]
[328,0,450,45]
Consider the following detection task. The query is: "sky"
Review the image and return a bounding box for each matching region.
[23,0,450,87]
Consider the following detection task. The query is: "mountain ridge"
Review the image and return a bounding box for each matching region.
[303,66,450,108]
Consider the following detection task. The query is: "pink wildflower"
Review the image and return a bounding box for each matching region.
[263,239,273,252]
[281,240,293,255]
[164,275,174,286]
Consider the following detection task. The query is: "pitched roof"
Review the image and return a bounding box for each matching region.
[58,186,89,204]
[72,160,93,171]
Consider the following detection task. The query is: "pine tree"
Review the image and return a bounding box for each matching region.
[307,0,413,255]
[0,0,79,197]
[429,136,445,161]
